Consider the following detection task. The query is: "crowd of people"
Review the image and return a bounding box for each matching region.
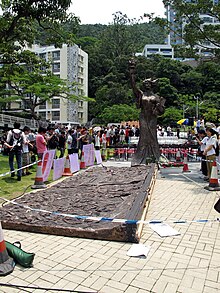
[0,122,140,181]
[1,119,220,182]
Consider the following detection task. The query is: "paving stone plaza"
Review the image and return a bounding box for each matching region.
[2,161,220,293]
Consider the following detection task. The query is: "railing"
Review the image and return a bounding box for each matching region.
[0,113,38,129]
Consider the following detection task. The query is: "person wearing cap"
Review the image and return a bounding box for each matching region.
[203,128,218,179]
[5,122,27,181]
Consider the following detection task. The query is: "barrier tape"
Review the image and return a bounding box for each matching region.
[161,151,220,165]
[0,197,219,226]
[187,153,220,165]
[0,160,41,178]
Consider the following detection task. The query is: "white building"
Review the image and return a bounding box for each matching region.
[29,44,88,126]
[165,0,220,57]
[142,44,174,59]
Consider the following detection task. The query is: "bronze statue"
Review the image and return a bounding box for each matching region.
[129,59,165,165]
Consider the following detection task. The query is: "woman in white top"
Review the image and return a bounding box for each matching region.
[67,130,73,154]
[203,128,217,178]
[94,131,101,150]
[196,129,208,179]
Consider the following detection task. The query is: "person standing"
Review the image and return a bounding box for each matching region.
[176,126,180,139]
[195,130,208,180]
[94,131,101,150]
[35,127,47,160]
[79,129,89,159]
[109,126,115,146]
[4,122,27,181]
[1,129,9,156]
[66,130,73,155]
[71,126,81,154]
[167,125,172,136]
[58,131,66,158]
[102,130,107,149]
[203,128,217,179]
[47,127,59,152]
[106,127,111,147]
[22,126,32,176]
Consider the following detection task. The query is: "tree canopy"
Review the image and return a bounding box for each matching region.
[0,52,89,120]
[162,0,220,58]
[0,0,84,120]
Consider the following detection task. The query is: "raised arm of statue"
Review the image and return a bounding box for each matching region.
[129,59,142,108]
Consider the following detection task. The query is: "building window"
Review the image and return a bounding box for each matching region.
[52,98,60,109]
[23,100,31,109]
[79,89,84,95]
[52,111,60,121]
[39,112,46,120]
[78,101,83,107]
[78,77,84,84]
[52,63,60,73]
[78,66,84,74]
[160,49,172,53]
[39,101,46,109]
[52,51,60,61]
[147,48,159,53]
[39,53,46,60]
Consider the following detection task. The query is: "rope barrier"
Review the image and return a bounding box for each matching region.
[160,150,220,165]
[0,160,41,178]
[0,282,97,293]
[0,197,219,226]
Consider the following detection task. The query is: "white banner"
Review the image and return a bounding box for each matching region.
[83,144,95,167]
[53,157,65,181]
[95,150,102,165]
[42,150,56,182]
[69,153,80,173]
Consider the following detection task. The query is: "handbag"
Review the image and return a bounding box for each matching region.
[5,241,35,268]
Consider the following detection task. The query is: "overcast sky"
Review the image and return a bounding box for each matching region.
[69,0,165,24]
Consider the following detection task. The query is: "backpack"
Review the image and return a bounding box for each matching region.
[9,130,23,151]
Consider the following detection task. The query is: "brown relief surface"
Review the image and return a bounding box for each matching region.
[0,164,155,242]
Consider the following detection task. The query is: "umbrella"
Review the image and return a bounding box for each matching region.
[93,126,101,132]
[177,118,189,125]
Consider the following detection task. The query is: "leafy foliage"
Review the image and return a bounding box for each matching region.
[162,0,220,58]
[0,54,92,120]
[98,104,140,124]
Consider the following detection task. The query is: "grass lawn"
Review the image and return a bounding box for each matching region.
[0,154,53,201]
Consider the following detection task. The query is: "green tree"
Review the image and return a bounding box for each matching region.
[203,108,220,123]
[0,0,78,53]
[157,77,178,106]
[163,0,220,57]
[98,104,140,125]
[181,70,204,95]
[0,0,84,119]
[159,107,182,125]
[0,53,91,120]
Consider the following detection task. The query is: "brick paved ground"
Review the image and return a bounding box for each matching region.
[1,161,220,293]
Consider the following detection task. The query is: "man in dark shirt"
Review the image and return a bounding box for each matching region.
[71,126,82,154]
[58,131,66,158]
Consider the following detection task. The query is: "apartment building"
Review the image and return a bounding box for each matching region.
[29,44,88,126]
[165,0,220,57]
[142,44,174,59]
